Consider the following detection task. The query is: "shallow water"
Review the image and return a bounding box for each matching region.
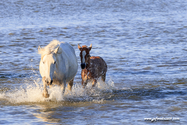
[0,0,187,124]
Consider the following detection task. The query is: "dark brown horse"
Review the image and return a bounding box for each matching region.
[78,44,107,88]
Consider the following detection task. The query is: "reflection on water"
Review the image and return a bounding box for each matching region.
[34,105,62,123]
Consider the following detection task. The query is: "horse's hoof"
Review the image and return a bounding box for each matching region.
[92,84,96,87]
[43,93,50,98]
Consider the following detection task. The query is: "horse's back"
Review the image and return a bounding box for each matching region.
[59,42,75,56]
[59,42,78,80]
[90,56,107,76]
[90,56,107,67]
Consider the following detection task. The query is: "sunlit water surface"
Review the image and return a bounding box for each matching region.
[0,0,187,124]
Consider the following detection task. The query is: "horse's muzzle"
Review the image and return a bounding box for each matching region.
[81,63,86,69]
[45,79,53,85]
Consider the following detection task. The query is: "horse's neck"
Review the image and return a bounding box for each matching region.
[86,58,91,69]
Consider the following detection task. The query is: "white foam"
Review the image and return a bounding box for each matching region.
[0,78,116,104]
[96,78,115,91]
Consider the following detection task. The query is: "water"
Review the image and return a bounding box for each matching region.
[0,0,187,124]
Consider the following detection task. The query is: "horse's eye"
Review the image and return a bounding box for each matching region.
[43,61,45,64]
[54,61,56,64]
[87,55,90,57]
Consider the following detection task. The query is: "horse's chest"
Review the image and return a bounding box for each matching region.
[81,69,91,80]
[81,68,100,80]
[53,67,67,80]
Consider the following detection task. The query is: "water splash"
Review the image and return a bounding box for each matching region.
[0,78,116,104]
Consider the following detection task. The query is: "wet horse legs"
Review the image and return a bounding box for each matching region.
[68,78,74,91]
[60,80,66,94]
[92,79,97,87]
[82,79,88,88]
[42,77,50,98]
[101,73,106,82]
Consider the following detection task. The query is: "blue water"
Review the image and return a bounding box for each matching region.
[0,0,187,124]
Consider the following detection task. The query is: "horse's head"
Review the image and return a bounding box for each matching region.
[38,46,62,85]
[78,44,92,69]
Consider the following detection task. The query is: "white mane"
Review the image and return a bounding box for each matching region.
[38,40,60,56]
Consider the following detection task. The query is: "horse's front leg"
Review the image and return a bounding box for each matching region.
[42,77,50,98]
[92,79,97,87]
[81,72,88,88]
[82,78,89,88]
[82,80,85,88]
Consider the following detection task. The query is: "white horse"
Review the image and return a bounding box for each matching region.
[38,40,78,98]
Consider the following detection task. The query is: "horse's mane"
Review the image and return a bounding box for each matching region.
[38,40,60,56]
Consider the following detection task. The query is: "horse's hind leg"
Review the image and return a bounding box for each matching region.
[101,73,106,82]
[60,80,66,94]
[68,78,74,91]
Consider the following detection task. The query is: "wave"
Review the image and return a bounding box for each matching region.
[2,77,184,105]
[0,78,116,104]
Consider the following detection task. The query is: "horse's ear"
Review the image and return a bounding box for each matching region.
[38,46,43,54]
[38,46,41,51]
[88,44,92,51]
[78,44,82,51]
[54,46,62,54]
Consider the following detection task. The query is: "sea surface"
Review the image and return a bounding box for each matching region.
[0,0,187,124]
